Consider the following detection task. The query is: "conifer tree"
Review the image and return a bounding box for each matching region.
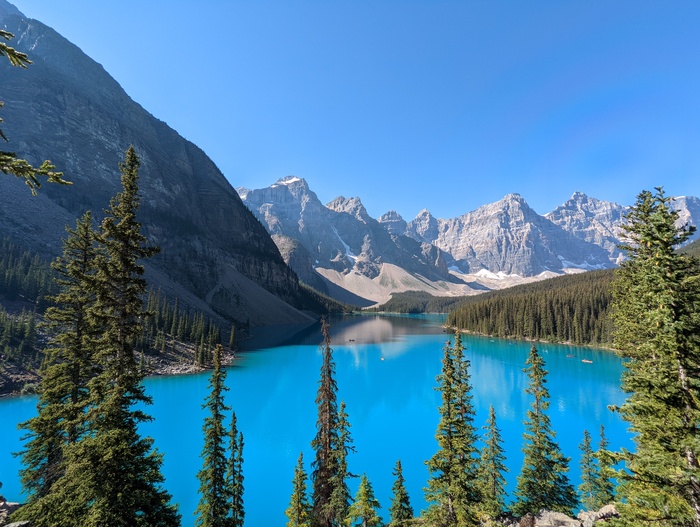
[311,319,340,527]
[388,460,413,526]
[196,344,231,527]
[328,400,355,526]
[477,405,507,520]
[593,425,615,508]
[286,453,312,527]
[347,474,382,527]
[513,345,577,517]
[15,212,101,521]
[610,188,700,526]
[578,429,600,511]
[425,333,481,526]
[228,412,245,527]
[28,147,180,527]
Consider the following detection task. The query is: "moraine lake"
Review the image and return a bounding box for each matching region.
[0,314,631,526]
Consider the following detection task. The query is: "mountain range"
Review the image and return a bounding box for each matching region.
[240,178,699,305]
[1,0,698,315]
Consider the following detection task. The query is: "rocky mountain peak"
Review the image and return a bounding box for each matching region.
[326,196,371,223]
[378,210,407,235]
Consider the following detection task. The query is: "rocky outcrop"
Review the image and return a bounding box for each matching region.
[0,5,311,327]
[502,506,619,527]
[546,192,627,264]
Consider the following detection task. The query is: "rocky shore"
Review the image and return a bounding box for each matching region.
[0,342,237,399]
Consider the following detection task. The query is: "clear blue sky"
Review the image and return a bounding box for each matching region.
[11,0,700,220]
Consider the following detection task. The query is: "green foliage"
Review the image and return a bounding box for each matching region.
[228,413,244,527]
[447,270,614,345]
[578,430,599,511]
[310,319,341,527]
[196,344,231,527]
[13,147,180,527]
[388,460,413,526]
[680,237,700,259]
[15,212,100,513]
[370,291,471,314]
[610,188,700,526]
[327,400,354,526]
[299,283,355,314]
[347,474,383,527]
[594,425,615,509]
[513,345,577,517]
[0,237,57,307]
[424,333,481,526]
[477,406,508,520]
[286,452,312,527]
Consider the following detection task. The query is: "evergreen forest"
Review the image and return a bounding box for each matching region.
[446,270,615,346]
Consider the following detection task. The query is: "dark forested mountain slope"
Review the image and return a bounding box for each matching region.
[0,3,312,327]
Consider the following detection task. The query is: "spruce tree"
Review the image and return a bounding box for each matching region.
[328,400,354,526]
[578,429,600,511]
[286,453,312,527]
[228,412,245,527]
[610,188,700,526]
[513,345,577,517]
[594,425,615,508]
[477,405,507,520]
[424,333,481,526]
[388,460,413,526]
[196,344,231,527]
[311,319,340,527]
[30,147,180,526]
[347,474,382,527]
[15,212,101,522]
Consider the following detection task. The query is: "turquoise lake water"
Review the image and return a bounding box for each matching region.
[0,314,630,526]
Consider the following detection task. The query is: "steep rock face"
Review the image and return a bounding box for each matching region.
[0,5,310,326]
[546,192,627,264]
[672,196,700,242]
[405,194,612,275]
[378,210,407,235]
[240,177,455,302]
[547,192,699,263]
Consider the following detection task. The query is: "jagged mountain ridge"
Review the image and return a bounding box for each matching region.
[242,178,699,305]
[402,193,613,276]
[546,192,699,260]
[239,177,461,305]
[0,3,312,327]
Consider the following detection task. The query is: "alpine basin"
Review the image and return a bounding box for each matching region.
[0,314,630,525]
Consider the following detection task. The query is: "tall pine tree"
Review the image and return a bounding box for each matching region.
[228,412,245,527]
[389,459,413,526]
[578,429,600,512]
[327,400,354,526]
[513,345,577,517]
[15,212,101,522]
[196,344,231,527]
[311,319,341,527]
[425,333,481,526]
[477,405,508,520]
[286,452,312,527]
[594,425,615,509]
[611,188,700,526]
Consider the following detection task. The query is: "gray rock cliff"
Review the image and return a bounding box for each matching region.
[0,4,311,326]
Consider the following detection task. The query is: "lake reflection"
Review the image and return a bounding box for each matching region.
[0,314,629,526]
